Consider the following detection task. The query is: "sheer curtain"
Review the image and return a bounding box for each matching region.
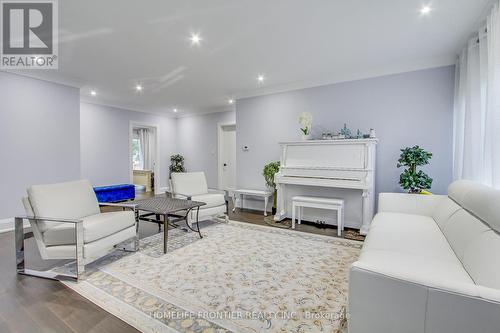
[137,128,153,171]
[454,2,500,188]
[132,129,144,170]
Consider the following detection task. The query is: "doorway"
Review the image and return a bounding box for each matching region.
[218,123,236,190]
[130,122,160,195]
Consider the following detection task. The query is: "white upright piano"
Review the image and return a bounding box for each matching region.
[274,139,378,235]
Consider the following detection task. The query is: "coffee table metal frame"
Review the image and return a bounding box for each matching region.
[134,196,206,253]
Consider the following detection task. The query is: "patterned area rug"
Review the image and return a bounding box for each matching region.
[62,221,362,333]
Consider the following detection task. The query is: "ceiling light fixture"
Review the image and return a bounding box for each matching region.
[90,90,97,96]
[257,74,265,83]
[228,99,234,105]
[135,84,143,92]
[420,5,432,15]
[173,108,178,113]
[190,33,201,45]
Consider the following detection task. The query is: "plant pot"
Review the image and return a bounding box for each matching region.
[301,134,312,141]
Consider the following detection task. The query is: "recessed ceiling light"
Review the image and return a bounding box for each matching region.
[228,99,234,105]
[90,90,97,96]
[190,33,201,45]
[135,84,143,92]
[173,108,178,113]
[257,74,265,83]
[420,5,432,15]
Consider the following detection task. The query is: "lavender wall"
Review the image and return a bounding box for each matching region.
[236,66,455,199]
[177,111,235,188]
[0,72,81,219]
[0,65,455,221]
[80,102,177,189]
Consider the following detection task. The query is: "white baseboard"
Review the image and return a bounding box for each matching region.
[0,217,30,234]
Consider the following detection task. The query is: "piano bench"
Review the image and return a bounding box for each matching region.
[291,196,345,236]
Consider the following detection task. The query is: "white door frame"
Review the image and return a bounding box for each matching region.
[129,121,161,195]
[217,122,236,190]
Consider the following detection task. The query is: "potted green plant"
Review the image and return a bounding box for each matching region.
[169,154,186,178]
[397,146,433,193]
[263,161,280,214]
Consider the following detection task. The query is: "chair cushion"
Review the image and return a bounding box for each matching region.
[171,172,208,196]
[43,211,135,246]
[28,180,100,232]
[192,193,225,209]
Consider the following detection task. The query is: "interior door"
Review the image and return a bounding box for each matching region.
[221,125,236,190]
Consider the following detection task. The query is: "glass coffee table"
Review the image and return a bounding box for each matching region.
[134,196,206,254]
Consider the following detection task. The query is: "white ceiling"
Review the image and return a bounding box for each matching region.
[11,0,494,116]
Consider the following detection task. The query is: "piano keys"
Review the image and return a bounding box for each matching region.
[274,139,378,235]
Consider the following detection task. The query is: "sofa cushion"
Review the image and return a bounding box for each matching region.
[28,180,100,232]
[462,230,500,290]
[447,180,486,205]
[43,211,135,246]
[191,193,225,209]
[365,212,461,263]
[355,250,475,292]
[432,197,462,230]
[441,209,490,260]
[448,180,500,233]
[359,212,475,292]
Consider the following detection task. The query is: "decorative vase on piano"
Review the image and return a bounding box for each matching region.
[298,112,313,140]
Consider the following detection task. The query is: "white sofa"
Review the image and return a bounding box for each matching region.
[170,172,227,225]
[348,180,500,333]
[17,180,138,281]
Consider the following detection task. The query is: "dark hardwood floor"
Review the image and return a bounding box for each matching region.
[0,191,361,332]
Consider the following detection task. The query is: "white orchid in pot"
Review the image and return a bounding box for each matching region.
[298,112,313,140]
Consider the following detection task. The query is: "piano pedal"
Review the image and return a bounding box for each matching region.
[314,221,328,229]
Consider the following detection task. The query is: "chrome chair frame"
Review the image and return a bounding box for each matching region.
[15,203,139,282]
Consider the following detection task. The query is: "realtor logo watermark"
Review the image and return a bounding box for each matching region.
[0,0,58,69]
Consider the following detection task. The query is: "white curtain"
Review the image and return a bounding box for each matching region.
[454,2,500,188]
[133,128,155,171]
[137,128,153,171]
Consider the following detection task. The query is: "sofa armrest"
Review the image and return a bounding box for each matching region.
[378,193,447,217]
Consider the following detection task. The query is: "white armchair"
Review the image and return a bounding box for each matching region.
[16,179,138,281]
[169,172,228,225]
